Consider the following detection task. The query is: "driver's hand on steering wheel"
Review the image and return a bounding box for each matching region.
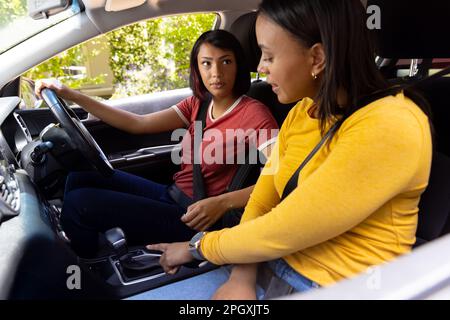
[35,79,77,101]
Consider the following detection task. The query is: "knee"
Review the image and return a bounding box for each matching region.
[66,171,88,184]
[64,171,104,193]
[65,172,87,194]
[61,189,94,228]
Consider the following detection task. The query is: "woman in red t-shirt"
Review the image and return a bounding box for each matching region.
[35,30,278,258]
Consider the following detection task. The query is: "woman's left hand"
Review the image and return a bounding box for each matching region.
[181,196,228,231]
[212,278,257,300]
[147,242,193,275]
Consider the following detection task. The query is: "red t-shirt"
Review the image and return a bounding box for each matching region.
[171,95,279,198]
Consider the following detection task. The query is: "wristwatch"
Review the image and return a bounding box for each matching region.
[189,231,207,261]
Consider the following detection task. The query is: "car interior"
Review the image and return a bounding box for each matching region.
[0,0,450,299]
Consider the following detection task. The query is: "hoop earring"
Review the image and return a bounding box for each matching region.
[312,72,318,80]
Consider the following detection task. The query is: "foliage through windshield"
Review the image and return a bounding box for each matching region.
[0,0,81,54]
[21,13,217,108]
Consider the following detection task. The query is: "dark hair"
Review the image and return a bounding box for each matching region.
[259,0,411,132]
[189,30,251,101]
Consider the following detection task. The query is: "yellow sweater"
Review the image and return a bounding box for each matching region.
[200,93,432,286]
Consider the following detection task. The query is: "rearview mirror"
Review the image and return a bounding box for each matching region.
[27,0,72,20]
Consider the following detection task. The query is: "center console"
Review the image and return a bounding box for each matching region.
[2,170,215,299]
[95,227,167,286]
[80,228,218,298]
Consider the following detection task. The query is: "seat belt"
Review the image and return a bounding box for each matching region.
[191,96,262,228]
[221,147,265,227]
[192,97,211,202]
[280,120,342,201]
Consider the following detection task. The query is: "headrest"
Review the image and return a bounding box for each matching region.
[230,12,261,72]
[368,0,450,58]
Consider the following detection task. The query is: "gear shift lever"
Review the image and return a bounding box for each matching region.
[104,227,162,271]
[105,227,128,258]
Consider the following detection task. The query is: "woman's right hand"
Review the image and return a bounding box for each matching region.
[34,79,78,101]
[182,195,228,231]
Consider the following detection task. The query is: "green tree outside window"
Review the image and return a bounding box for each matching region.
[24,13,216,104]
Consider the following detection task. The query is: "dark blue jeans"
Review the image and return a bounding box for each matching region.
[61,170,196,258]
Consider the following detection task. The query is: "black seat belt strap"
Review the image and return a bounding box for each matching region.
[192,97,211,202]
[280,120,342,201]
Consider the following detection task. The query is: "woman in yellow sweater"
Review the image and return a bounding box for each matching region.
[132,0,433,300]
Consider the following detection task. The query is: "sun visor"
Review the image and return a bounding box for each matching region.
[105,0,147,12]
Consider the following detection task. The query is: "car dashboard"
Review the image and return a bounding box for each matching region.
[0,97,214,300]
[0,96,116,299]
[0,97,28,223]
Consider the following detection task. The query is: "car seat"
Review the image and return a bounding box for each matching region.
[368,0,450,246]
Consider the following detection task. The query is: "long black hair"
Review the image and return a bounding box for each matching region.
[259,0,432,133]
[189,30,251,101]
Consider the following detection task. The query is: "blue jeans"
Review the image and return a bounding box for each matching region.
[266,259,320,292]
[61,170,196,258]
[128,259,319,300]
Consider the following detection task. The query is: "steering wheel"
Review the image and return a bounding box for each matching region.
[41,88,114,177]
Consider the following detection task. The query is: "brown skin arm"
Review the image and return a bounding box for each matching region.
[35,79,186,134]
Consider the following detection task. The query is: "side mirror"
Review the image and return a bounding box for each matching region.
[27,0,72,20]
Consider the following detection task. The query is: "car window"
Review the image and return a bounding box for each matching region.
[21,13,218,109]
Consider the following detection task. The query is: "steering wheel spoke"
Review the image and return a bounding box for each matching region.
[41,88,114,177]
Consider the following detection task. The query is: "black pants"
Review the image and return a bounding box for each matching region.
[61,170,196,258]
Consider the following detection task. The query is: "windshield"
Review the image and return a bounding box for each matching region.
[0,0,81,54]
